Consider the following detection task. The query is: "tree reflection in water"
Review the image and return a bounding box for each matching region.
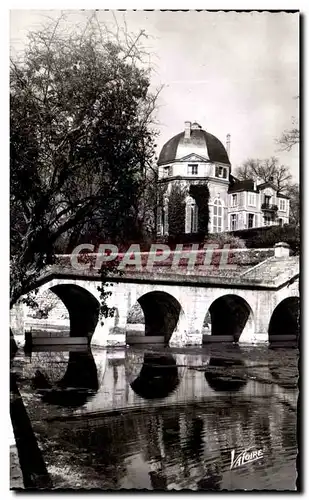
[130,353,180,399]
[205,348,247,392]
[31,350,98,407]
[268,347,299,389]
[197,468,222,491]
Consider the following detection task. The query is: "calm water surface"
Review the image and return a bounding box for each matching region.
[11,344,299,490]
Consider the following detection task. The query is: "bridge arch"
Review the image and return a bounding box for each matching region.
[202,294,254,343]
[126,291,183,345]
[48,283,100,343]
[268,296,300,344]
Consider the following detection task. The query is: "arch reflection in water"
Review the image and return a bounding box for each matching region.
[32,349,98,407]
[130,353,180,400]
[205,347,248,392]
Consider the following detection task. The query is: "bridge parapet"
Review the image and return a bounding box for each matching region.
[55,247,274,275]
[42,253,298,290]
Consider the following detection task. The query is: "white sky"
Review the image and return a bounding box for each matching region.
[10,9,299,181]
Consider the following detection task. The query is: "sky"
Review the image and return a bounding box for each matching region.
[10,10,299,181]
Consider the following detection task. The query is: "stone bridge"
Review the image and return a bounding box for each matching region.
[13,244,299,347]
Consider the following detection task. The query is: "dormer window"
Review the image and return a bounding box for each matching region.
[215,166,227,179]
[187,164,198,175]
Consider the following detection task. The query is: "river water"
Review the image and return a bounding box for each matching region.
[10,344,299,491]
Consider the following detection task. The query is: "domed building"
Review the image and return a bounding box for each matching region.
[156,121,290,236]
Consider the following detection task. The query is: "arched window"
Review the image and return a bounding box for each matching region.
[191,204,198,233]
[213,198,223,233]
[185,196,198,233]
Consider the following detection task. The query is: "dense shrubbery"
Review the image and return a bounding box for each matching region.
[162,225,300,255]
[127,303,144,324]
[166,232,206,247]
[168,184,186,237]
[205,233,246,249]
[189,184,210,236]
[232,224,300,254]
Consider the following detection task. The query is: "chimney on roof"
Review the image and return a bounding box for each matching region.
[184,121,191,139]
[274,242,291,258]
[226,133,231,158]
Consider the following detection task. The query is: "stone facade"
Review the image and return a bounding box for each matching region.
[157,121,290,235]
[11,270,299,348]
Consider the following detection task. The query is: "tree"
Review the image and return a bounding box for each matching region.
[284,183,300,226]
[10,14,160,308]
[276,97,299,151]
[277,122,299,151]
[234,157,292,192]
[63,162,159,252]
[167,184,186,237]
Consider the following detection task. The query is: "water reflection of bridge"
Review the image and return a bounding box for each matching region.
[21,346,298,415]
[13,345,298,490]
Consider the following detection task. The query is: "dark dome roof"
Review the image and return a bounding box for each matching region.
[158,128,230,166]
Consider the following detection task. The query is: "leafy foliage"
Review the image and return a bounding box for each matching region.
[189,183,210,236]
[96,260,123,326]
[283,183,300,226]
[167,183,186,237]
[234,225,300,254]
[206,233,246,249]
[10,15,160,308]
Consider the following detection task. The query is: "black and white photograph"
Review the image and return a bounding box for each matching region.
[9,9,300,491]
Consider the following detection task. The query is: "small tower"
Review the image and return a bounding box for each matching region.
[156,121,231,237]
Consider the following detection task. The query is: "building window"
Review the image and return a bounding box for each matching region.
[168,166,173,176]
[264,215,272,226]
[264,195,271,207]
[187,164,198,175]
[185,197,198,233]
[248,213,254,229]
[213,198,223,232]
[231,194,237,207]
[248,193,256,206]
[279,198,286,211]
[230,214,237,231]
[191,204,198,232]
[278,218,283,227]
[215,166,227,179]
